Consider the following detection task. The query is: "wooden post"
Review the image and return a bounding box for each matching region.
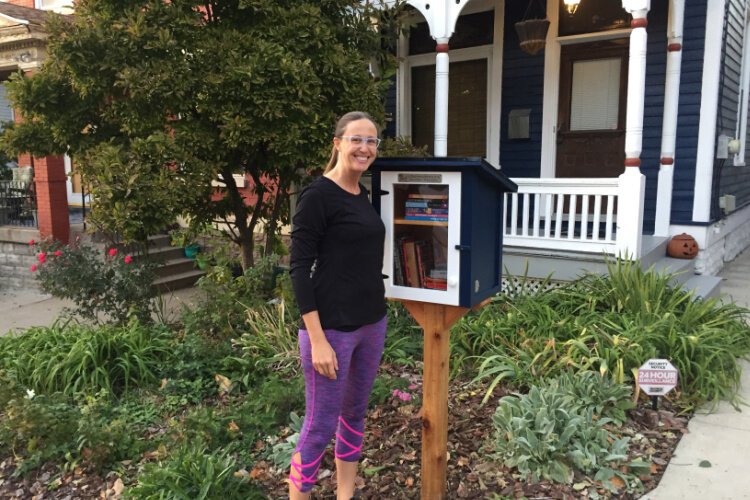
[400,300,469,500]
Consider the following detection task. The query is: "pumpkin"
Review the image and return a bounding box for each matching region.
[666,233,699,259]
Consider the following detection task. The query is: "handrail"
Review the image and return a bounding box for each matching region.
[0,179,38,228]
[504,174,644,258]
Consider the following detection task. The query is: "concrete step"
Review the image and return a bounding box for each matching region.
[647,256,695,288]
[683,275,723,300]
[153,257,198,278]
[138,245,186,263]
[640,235,670,268]
[152,269,205,293]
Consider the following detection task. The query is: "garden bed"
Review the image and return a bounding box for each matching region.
[0,366,688,499]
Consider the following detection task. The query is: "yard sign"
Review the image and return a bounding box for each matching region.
[637,359,679,396]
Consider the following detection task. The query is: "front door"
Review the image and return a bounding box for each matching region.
[556,40,628,178]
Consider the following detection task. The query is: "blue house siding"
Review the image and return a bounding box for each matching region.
[718,0,750,213]
[641,0,669,234]
[671,0,707,225]
[498,0,545,178]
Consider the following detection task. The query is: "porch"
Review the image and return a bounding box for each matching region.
[501,174,723,299]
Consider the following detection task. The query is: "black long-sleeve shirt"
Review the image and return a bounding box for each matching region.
[290,176,387,330]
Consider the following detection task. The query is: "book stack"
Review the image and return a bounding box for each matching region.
[404,194,448,222]
[393,237,448,290]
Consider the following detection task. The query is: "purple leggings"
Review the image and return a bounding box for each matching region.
[290,315,387,493]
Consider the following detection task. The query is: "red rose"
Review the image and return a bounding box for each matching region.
[108,248,118,257]
[38,253,46,264]
[54,250,62,257]
[124,255,133,264]
[29,239,36,246]
[30,264,37,272]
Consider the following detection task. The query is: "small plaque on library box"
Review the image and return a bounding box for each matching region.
[398,173,442,183]
[637,359,678,396]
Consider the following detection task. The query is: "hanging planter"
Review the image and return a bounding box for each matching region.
[515,19,551,55]
[515,0,550,56]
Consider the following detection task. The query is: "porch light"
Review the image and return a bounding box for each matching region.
[563,0,581,15]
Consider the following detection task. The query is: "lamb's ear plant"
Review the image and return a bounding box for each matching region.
[490,372,645,494]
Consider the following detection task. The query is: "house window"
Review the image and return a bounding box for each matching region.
[570,58,621,131]
[737,8,750,166]
[411,58,488,156]
[35,0,74,14]
[0,82,14,127]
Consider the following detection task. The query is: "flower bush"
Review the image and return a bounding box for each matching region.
[30,240,156,325]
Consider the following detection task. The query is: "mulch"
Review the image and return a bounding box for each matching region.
[0,367,688,499]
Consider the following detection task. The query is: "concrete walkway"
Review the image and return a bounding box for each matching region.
[643,249,750,500]
[0,287,204,335]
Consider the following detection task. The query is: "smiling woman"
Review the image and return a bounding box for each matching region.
[288,111,388,499]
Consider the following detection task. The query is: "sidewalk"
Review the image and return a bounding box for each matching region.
[643,249,750,500]
[0,287,204,335]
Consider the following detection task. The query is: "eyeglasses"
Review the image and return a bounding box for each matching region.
[339,135,382,148]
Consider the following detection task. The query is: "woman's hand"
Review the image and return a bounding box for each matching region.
[311,339,338,380]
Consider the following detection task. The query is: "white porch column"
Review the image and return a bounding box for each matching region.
[655,0,685,236]
[406,0,469,157]
[434,40,450,157]
[618,0,650,258]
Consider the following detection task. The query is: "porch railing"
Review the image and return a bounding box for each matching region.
[503,175,644,258]
[0,180,38,228]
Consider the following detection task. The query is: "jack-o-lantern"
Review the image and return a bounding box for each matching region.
[667,233,699,259]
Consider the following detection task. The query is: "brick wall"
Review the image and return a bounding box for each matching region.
[0,227,41,291]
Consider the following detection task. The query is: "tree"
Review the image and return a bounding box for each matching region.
[1,0,403,269]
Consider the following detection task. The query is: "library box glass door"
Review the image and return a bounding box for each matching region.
[380,171,461,306]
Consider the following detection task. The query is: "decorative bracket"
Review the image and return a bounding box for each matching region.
[405,0,470,42]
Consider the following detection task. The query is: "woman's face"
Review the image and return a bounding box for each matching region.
[334,118,378,175]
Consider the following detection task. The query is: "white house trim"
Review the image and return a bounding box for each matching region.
[540,0,561,179]
[0,13,29,25]
[734,2,750,167]
[397,27,501,164]
[489,2,504,168]
[693,0,726,222]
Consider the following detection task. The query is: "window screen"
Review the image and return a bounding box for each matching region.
[570,58,621,131]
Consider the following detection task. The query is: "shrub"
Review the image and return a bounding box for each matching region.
[182,254,289,339]
[31,240,156,325]
[0,321,173,397]
[229,301,299,379]
[75,391,162,470]
[491,372,644,492]
[468,259,750,409]
[382,301,421,368]
[125,443,264,499]
[0,392,80,475]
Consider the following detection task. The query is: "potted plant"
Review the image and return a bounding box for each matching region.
[170,227,200,259]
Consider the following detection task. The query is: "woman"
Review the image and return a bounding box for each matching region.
[288,111,387,499]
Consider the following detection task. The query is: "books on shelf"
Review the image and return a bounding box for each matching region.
[407,193,448,200]
[403,193,448,222]
[392,191,450,290]
[393,237,448,290]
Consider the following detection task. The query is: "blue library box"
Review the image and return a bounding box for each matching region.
[370,157,518,308]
